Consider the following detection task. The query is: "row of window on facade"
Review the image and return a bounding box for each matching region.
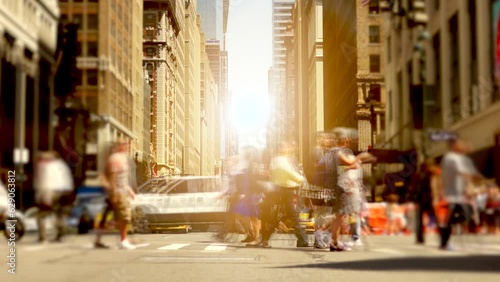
[60,13,98,30]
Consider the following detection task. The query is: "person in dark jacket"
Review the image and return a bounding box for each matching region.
[410,158,440,244]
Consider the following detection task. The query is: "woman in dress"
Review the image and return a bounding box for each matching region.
[329,128,365,251]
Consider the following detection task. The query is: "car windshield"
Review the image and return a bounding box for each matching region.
[137,177,221,194]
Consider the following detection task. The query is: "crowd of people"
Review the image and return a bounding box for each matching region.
[2,140,139,249]
[410,139,500,249]
[216,127,378,251]
[2,130,499,252]
[215,131,500,251]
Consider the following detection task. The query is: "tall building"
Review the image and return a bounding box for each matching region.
[353,1,387,197]
[197,0,230,160]
[142,69,152,180]
[200,34,221,175]
[131,0,145,176]
[384,0,500,184]
[270,0,295,149]
[56,0,144,183]
[0,0,59,208]
[196,0,223,41]
[288,0,324,177]
[174,0,186,175]
[323,0,357,129]
[356,1,385,153]
[184,2,203,175]
[143,0,183,176]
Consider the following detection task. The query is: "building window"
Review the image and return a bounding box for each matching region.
[387,35,391,63]
[145,47,155,58]
[144,13,156,27]
[87,70,98,86]
[370,55,380,72]
[76,42,82,56]
[73,14,83,29]
[370,84,381,102]
[60,14,69,24]
[75,69,83,86]
[388,90,392,120]
[369,25,380,43]
[87,14,98,30]
[369,0,380,14]
[110,22,115,37]
[88,41,98,56]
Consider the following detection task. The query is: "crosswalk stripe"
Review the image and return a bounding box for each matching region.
[203,244,228,252]
[371,248,406,255]
[134,243,150,248]
[157,243,190,250]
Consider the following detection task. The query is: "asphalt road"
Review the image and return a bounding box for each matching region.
[1,231,499,282]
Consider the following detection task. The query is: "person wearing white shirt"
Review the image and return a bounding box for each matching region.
[34,151,75,242]
[439,138,483,250]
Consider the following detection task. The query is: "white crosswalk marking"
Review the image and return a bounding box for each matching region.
[157,243,190,250]
[203,244,228,252]
[134,243,150,248]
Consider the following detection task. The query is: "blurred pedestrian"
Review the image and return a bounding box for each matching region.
[310,131,337,249]
[410,158,440,244]
[34,151,75,242]
[232,146,263,244]
[328,128,364,251]
[215,154,251,241]
[439,138,484,250]
[247,141,309,248]
[485,184,500,234]
[102,141,136,250]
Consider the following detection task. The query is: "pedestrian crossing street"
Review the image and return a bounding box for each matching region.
[13,233,500,256]
[19,241,239,253]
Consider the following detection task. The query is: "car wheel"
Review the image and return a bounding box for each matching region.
[132,206,150,234]
[3,217,25,241]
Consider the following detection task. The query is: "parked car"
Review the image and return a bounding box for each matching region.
[131,176,228,233]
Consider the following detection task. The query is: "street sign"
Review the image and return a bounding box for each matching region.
[13,148,29,164]
[428,130,458,142]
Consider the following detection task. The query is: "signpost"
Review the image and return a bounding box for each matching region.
[428,130,458,142]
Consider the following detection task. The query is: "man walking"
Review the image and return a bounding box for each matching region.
[34,151,75,242]
[439,138,483,250]
[103,141,136,250]
[247,142,310,248]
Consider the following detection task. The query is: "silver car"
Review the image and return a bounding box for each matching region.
[131,176,228,233]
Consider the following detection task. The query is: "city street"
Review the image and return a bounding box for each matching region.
[1,231,499,282]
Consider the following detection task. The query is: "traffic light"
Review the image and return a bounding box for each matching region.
[407,0,428,28]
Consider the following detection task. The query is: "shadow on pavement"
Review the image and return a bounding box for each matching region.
[275,255,500,272]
